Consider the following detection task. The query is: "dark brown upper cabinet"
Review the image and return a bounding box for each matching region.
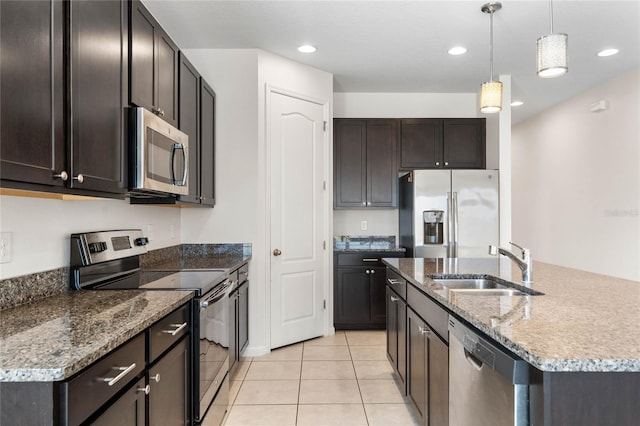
[1,0,127,197]
[176,53,215,207]
[130,0,179,127]
[334,119,398,209]
[69,0,128,195]
[177,53,201,204]
[199,79,216,207]
[1,0,65,188]
[400,118,486,169]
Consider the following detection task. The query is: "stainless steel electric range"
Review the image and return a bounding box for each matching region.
[70,229,231,425]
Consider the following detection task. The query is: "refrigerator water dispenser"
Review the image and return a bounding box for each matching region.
[423,210,444,244]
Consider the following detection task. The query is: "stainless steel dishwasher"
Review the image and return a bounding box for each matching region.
[448,316,534,426]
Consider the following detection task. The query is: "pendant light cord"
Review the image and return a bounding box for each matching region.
[549,0,554,33]
[489,8,494,81]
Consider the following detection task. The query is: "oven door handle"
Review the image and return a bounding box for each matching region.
[200,281,231,309]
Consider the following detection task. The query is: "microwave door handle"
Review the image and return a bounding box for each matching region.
[171,143,187,186]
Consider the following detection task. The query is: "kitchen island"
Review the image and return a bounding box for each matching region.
[384,257,640,425]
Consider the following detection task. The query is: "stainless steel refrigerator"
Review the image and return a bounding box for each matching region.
[399,170,500,258]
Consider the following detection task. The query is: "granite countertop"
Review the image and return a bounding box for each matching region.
[141,243,251,272]
[383,257,640,373]
[334,235,406,253]
[0,290,193,382]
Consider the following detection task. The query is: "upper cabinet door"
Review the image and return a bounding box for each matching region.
[200,79,216,207]
[334,119,367,208]
[0,0,66,187]
[177,53,201,204]
[129,0,178,127]
[69,0,127,194]
[442,118,486,169]
[366,119,398,208]
[400,119,444,169]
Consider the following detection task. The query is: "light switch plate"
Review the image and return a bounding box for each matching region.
[360,220,368,231]
[0,232,12,264]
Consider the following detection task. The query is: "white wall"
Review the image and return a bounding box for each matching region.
[180,49,333,355]
[512,68,640,281]
[0,195,180,279]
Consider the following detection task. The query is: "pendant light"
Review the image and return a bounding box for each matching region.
[537,0,568,78]
[480,2,502,114]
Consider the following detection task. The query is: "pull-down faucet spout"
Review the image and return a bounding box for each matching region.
[489,242,533,284]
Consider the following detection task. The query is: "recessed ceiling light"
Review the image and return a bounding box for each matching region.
[597,48,619,57]
[448,46,467,56]
[297,45,317,54]
[511,101,524,107]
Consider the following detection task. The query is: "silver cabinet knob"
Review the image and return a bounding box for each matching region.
[151,373,160,383]
[390,295,399,302]
[138,385,150,395]
[418,326,431,335]
[53,171,68,181]
[273,248,282,256]
[444,162,449,166]
[365,270,370,274]
[73,174,84,183]
[370,269,375,274]
[435,162,440,166]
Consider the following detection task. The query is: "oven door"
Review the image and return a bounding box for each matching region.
[196,281,231,422]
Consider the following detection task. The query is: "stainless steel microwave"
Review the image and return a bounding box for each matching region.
[130,107,189,196]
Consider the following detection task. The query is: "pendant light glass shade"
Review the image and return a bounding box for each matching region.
[537,33,568,77]
[480,3,502,114]
[537,0,568,78]
[480,80,503,113]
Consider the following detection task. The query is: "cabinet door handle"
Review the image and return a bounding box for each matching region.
[370,269,375,274]
[362,258,379,262]
[73,174,84,183]
[162,322,187,336]
[138,385,150,395]
[418,326,431,335]
[151,373,160,383]
[387,278,402,285]
[53,171,68,181]
[444,162,449,166]
[365,270,370,274]
[390,295,399,302]
[435,162,440,166]
[102,362,137,386]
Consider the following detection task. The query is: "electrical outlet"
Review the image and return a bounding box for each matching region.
[0,232,13,264]
[360,220,368,231]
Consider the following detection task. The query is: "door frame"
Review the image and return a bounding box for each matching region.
[264,84,333,349]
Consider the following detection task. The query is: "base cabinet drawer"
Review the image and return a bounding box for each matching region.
[148,303,190,363]
[64,333,146,426]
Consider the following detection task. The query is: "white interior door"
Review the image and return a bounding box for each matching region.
[269,90,326,349]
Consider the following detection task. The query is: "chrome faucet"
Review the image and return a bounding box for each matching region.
[489,242,533,284]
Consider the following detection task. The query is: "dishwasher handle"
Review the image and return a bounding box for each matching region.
[464,348,483,370]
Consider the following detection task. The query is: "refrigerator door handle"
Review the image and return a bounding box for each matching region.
[447,192,453,257]
[452,191,459,257]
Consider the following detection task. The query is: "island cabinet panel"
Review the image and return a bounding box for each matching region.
[386,286,407,390]
[91,377,146,426]
[130,0,179,127]
[0,0,65,188]
[148,338,190,426]
[400,118,485,170]
[542,371,640,426]
[334,119,398,208]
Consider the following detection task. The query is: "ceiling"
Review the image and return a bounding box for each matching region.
[144,0,639,123]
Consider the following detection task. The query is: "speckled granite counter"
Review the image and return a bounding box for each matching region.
[141,243,251,272]
[383,257,640,372]
[0,290,193,382]
[334,235,406,253]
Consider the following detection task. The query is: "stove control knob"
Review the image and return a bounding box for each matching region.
[88,242,107,253]
[134,237,149,246]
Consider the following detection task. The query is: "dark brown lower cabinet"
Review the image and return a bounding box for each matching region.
[148,337,190,426]
[334,252,404,330]
[407,307,448,426]
[91,377,146,426]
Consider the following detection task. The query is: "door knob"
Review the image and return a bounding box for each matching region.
[273,248,282,256]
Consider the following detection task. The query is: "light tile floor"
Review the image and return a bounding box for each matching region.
[209,330,420,426]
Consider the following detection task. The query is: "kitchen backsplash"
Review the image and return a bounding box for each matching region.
[334,235,397,250]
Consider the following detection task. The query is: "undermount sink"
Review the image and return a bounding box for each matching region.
[432,277,543,296]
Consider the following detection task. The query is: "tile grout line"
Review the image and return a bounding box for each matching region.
[346,331,371,426]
